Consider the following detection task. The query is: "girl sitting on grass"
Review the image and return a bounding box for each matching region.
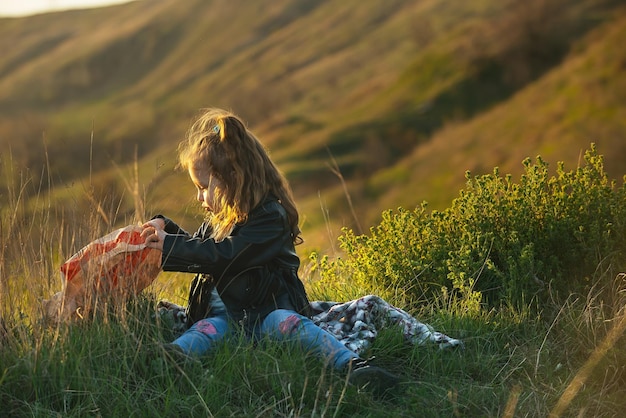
[141,108,398,396]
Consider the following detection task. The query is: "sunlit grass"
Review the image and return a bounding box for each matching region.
[2,152,625,416]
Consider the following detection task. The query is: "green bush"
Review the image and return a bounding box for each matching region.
[310,144,626,314]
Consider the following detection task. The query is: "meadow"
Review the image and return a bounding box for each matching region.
[1,145,625,417]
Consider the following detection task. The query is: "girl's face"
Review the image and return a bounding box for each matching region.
[188,164,222,212]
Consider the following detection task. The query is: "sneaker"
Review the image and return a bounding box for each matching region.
[347,359,400,397]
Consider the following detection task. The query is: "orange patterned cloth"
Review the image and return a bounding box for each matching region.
[61,225,159,289]
[43,225,162,322]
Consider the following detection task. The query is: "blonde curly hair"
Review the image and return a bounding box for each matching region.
[178,108,302,244]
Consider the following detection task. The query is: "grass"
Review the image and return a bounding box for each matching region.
[2,283,623,417]
[2,158,625,417]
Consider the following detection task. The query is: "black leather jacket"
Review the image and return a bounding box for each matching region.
[156,197,311,327]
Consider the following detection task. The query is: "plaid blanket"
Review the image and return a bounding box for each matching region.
[158,294,463,353]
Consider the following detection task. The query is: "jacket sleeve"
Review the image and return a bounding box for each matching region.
[151,214,191,236]
[160,202,287,278]
[152,214,213,239]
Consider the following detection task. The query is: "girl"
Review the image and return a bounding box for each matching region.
[141,108,398,396]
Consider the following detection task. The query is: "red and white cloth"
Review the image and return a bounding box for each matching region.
[43,225,162,322]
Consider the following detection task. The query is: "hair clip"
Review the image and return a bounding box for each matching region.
[213,124,220,134]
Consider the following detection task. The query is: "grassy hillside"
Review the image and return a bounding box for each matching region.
[361,3,626,226]
[0,0,624,253]
[1,2,626,415]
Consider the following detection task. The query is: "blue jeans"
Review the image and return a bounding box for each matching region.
[171,308,359,370]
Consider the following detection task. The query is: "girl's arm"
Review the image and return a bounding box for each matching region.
[160,200,294,277]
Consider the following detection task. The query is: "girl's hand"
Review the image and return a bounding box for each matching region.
[141,219,166,251]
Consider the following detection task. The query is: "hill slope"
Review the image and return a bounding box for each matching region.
[360,4,626,225]
[0,0,624,251]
